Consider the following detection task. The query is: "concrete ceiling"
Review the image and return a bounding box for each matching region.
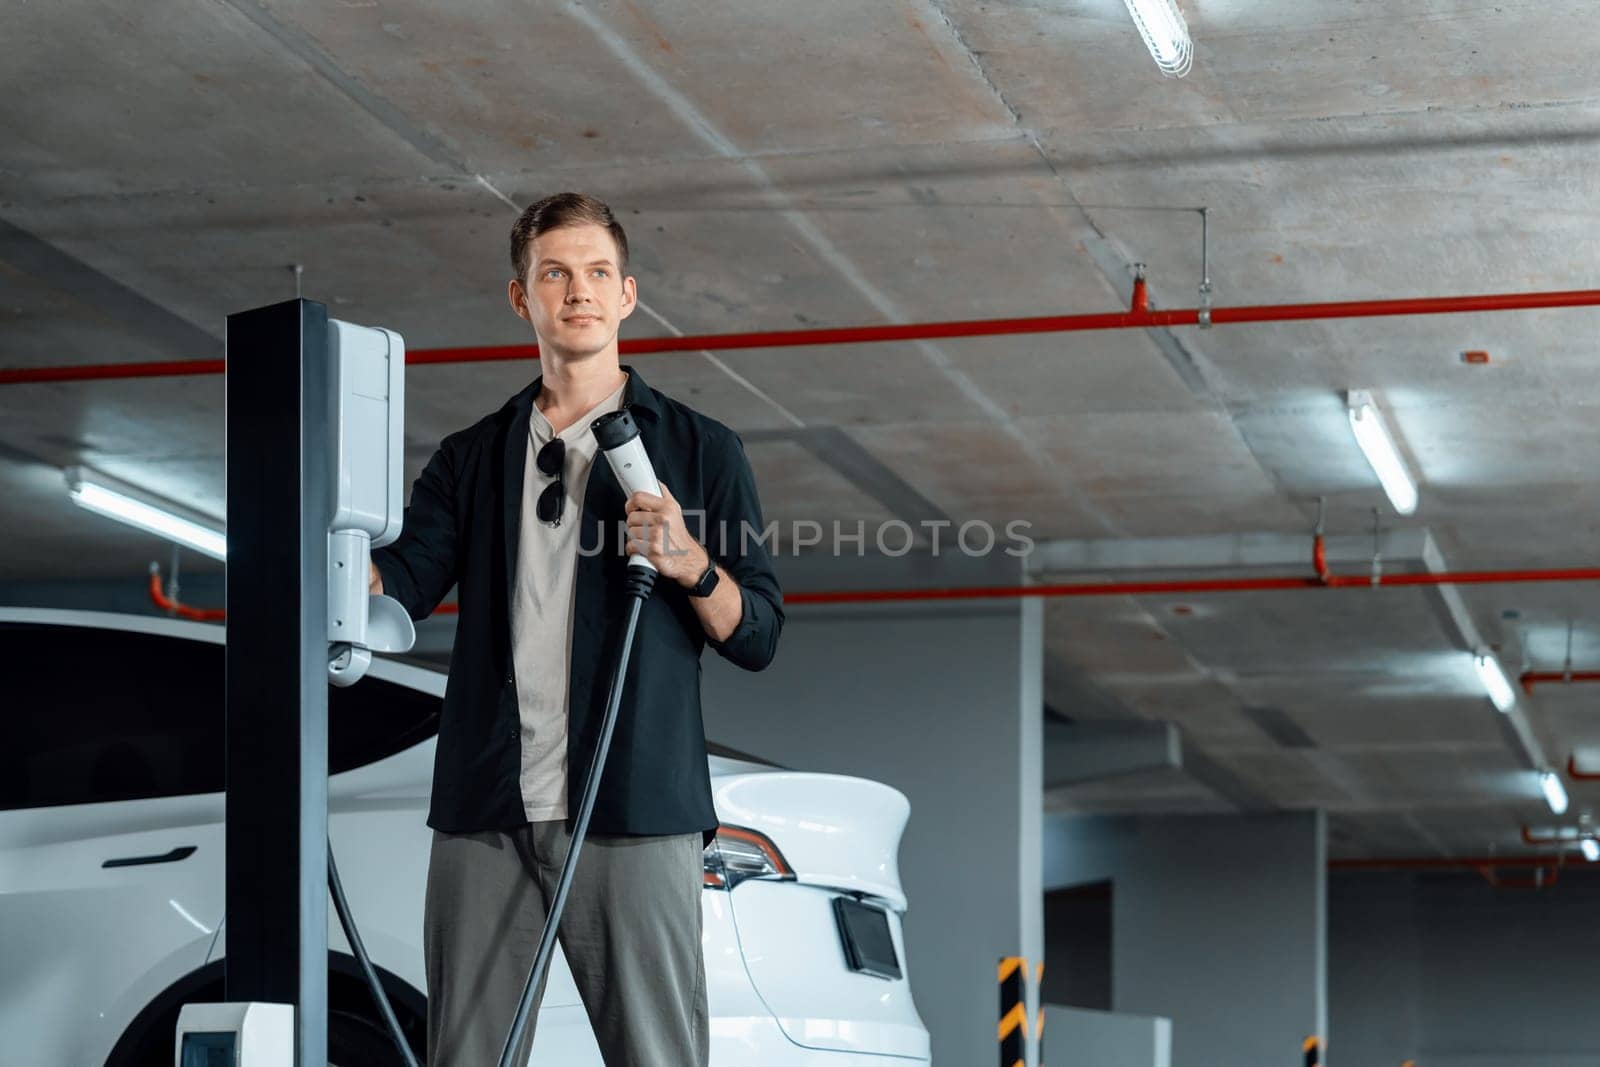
[5,0,1600,860]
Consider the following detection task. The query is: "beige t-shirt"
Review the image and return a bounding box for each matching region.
[511,380,627,822]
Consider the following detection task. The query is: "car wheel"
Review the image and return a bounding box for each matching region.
[109,957,426,1067]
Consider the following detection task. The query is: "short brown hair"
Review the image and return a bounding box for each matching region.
[509,192,630,281]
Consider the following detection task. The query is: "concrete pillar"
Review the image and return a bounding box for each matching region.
[1044,812,1327,1067]
[1329,872,1419,1065]
[702,552,1044,1067]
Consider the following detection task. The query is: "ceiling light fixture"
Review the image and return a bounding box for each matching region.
[1540,771,1570,816]
[1581,838,1599,863]
[65,467,226,561]
[1121,0,1194,78]
[1347,391,1418,515]
[1473,652,1516,713]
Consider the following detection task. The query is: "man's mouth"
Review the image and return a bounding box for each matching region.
[564,315,600,325]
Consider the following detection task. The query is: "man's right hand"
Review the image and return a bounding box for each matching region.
[369,562,383,596]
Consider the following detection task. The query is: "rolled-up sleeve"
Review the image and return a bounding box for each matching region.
[701,428,784,671]
[372,441,460,621]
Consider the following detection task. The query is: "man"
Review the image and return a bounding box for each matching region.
[370,192,783,1066]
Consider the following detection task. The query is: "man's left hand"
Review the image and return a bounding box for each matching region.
[624,483,710,586]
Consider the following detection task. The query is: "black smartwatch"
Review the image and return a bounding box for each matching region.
[687,560,720,598]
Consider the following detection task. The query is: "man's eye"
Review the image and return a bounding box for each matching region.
[544,270,563,280]
[593,269,609,278]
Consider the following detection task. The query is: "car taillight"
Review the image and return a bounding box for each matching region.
[702,824,795,890]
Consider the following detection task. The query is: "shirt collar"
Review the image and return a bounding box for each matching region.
[516,363,661,426]
[619,364,661,422]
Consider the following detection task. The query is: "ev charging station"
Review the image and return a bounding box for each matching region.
[175,299,414,1066]
[183,298,662,1067]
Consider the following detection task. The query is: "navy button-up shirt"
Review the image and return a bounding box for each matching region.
[374,366,783,843]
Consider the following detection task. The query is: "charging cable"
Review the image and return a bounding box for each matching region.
[497,407,663,1067]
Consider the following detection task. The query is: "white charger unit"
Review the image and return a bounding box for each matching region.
[325,319,415,686]
[174,1002,293,1066]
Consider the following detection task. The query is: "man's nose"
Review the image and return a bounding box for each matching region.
[566,277,593,302]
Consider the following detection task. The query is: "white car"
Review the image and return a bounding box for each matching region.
[0,608,928,1066]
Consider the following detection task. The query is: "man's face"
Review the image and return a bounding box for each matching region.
[508,223,637,361]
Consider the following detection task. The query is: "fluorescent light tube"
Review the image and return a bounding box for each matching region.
[1473,652,1516,713]
[65,468,226,561]
[1347,391,1418,516]
[1581,838,1599,863]
[1121,0,1193,78]
[1541,771,1569,816]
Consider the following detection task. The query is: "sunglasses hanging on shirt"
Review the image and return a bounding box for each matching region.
[535,437,566,526]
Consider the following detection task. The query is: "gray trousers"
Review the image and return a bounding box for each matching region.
[423,822,709,1067]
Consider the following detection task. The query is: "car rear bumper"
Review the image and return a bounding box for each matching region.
[722,880,929,1059]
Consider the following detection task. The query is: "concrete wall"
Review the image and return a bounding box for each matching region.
[1043,813,1327,1067]
[1330,872,1600,1066]
[701,552,1043,1067]
[1044,1005,1171,1067]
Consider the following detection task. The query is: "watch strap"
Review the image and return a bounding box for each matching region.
[689,560,719,598]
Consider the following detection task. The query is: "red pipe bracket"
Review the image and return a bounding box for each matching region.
[1312,534,1331,584]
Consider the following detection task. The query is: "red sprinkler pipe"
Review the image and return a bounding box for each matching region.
[1520,824,1590,847]
[1474,864,1558,890]
[1521,669,1600,693]
[1570,755,1600,782]
[0,357,229,384]
[148,570,226,622]
[138,562,1600,617]
[148,578,463,623]
[782,565,1600,605]
[1331,855,1567,871]
[7,286,1600,386]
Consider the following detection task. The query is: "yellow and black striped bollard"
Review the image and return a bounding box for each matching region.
[998,956,1027,1067]
[1035,961,1045,1067]
[1303,1035,1324,1067]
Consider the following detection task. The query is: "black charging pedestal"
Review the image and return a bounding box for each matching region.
[224,298,334,1066]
